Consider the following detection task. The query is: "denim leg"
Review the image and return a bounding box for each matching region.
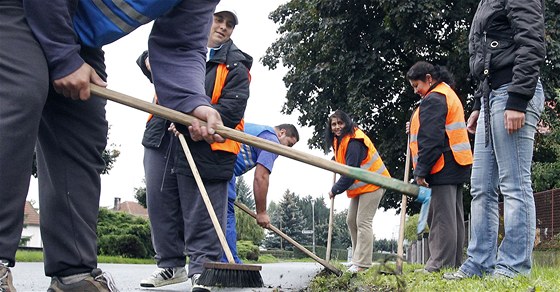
[460,93,500,277]
[222,177,242,263]
[493,83,544,277]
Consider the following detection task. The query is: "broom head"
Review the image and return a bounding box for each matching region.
[197,262,263,288]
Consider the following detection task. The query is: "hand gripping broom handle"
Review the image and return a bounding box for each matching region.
[234,200,343,276]
[177,134,236,264]
[90,84,430,201]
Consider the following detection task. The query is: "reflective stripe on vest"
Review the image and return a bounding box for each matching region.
[210,63,244,155]
[409,82,473,174]
[333,128,391,198]
[75,0,181,47]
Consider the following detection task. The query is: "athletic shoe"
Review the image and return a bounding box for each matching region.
[47,268,119,292]
[0,264,16,292]
[346,265,366,273]
[442,269,470,280]
[140,267,188,287]
[190,274,211,292]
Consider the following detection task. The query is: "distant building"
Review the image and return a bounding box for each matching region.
[21,201,42,248]
[113,197,149,219]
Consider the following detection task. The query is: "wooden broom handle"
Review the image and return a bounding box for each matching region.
[90,84,426,198]
[234,201,342,276]
[396,136,412,274]
[325,173,336,262]
[178,134,235,264]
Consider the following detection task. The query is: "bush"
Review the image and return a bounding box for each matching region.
[261,249,294,259]
[237,240,259,261]
[98,234,147,258]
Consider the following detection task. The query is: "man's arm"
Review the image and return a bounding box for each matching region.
[23,0,105,100]
[253,164,271,228]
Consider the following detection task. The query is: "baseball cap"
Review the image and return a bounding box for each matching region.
[214,3,239,25]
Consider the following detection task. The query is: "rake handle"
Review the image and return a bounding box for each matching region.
[234,201,342,276]
[396,136,412,274]
[325,173,336,262]
[178,134,235,264]
[91,84,426,198]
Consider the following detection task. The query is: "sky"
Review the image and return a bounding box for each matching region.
[27,0,402,240]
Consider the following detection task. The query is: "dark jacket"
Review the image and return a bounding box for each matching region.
[414,91,471,185]
[469,0,545,112]
[139,39,253,181]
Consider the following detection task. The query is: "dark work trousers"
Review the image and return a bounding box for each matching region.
[425,184,465,272]
[0,0,49,267]
[37,45,107,277]
[144,131,228,277]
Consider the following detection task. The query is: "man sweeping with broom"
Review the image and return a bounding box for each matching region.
[137,4,260,291]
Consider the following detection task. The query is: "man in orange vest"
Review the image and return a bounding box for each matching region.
[137,5,252,290]
[406,61,473,273]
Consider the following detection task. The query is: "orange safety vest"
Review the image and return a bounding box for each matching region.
[333,128,391,198]
[409,82,473,174]
[147,63,245,155]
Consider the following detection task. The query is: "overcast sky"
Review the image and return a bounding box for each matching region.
[27,0,401,240]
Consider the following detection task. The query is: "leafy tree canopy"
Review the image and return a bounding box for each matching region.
[263,0,560,213]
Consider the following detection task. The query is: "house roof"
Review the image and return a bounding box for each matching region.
[24,201,40,225]
[116,201,149,219]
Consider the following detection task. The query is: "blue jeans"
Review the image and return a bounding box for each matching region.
[460,82,544,277]
[221,176,242,264]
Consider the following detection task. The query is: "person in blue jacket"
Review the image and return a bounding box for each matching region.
[222,123,299,263]
[0,0,219,291]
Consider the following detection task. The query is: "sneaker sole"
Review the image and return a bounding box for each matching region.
[140,276,188,287]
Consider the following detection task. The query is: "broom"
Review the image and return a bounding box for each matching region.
[89,84,431,200]
[177,134,263,288]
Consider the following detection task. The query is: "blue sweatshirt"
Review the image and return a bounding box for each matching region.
[23,0,216,114]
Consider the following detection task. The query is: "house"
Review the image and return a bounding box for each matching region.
[21,201,42,248]
[113,197,149,219]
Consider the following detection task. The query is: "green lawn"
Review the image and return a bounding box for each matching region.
[16,250,155,265]
[308,262,560,291]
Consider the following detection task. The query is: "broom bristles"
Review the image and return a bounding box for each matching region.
[197,262,263,288]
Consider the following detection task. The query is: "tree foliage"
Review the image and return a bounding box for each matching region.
[236,176,255,209]
[235,176,265,245]
[263,0,560,213]
[97,208,154,258]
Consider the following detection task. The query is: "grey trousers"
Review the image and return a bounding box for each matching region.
[0,0,107,278]
[0,0,49,268]
[425,184,465,272]
[144,131,228,277]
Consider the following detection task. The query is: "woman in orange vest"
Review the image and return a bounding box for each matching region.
[406,61,473,273]
[326,110,391,273]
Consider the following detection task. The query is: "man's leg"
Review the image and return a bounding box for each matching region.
[222,176,242,263]
[37,47,108,277]
[0,0,48,268]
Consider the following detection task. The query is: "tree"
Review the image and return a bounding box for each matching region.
[236,176,255,209]
[275,189,307,250]
[331,209,351,249]
[298,195,329,247]
[234,176,265,245]
[532,96,560,192]
[264,200,282,249]
[263,0,560,214]
[134,179,147,208]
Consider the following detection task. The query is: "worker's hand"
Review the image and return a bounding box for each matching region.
[168,123,181,136]
[504,110,525,134]
[189,106,225,143]
[53,63,107,101]
[145,56,151,73]
[329,191,336,199]
[415,176,429,187]
[466,110,479,134]
[256,211,270,228]
[405,122,410,134]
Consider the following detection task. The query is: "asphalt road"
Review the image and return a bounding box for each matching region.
[11,262,324,291]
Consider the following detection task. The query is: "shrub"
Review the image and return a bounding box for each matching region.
[98,234,147,258]
[237,240,259,261]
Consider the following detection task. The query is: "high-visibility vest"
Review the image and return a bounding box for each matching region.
[146,63,244,155]
[409,82,473,174]
[333,128,391,198]
[74,0,182,47]
[209,63,244,155]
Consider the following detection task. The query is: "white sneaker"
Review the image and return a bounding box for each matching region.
[190,274,211,292]
[140,267,188,288]
[346,265,366,273]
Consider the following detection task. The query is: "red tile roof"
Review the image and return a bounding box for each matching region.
[24,201,40,225]
[117,201,149,219]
